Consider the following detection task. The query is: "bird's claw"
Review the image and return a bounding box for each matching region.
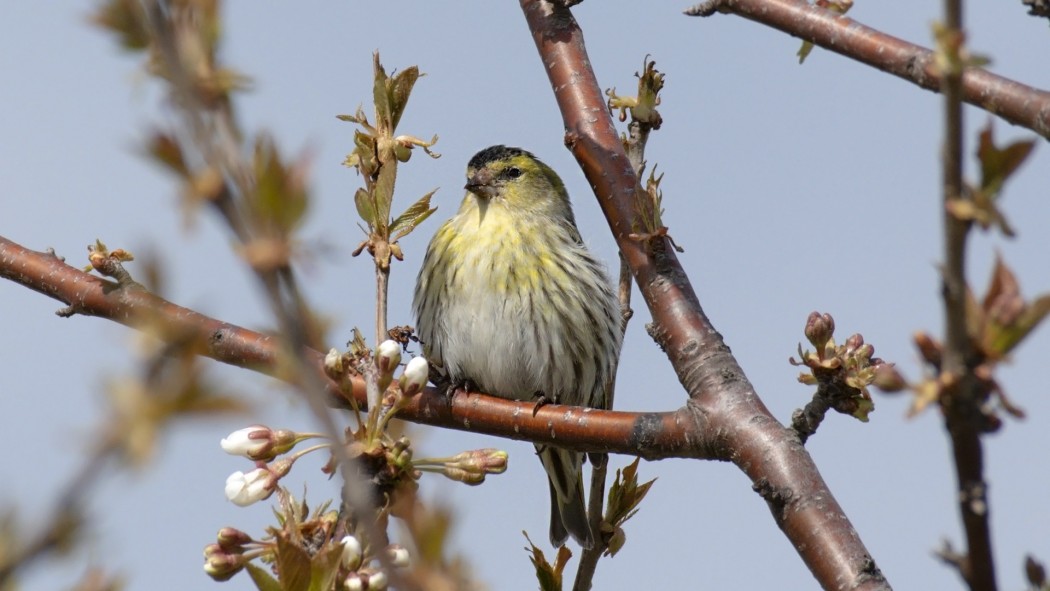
[531,392,551,417]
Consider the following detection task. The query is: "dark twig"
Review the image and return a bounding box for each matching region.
[1022,0,1050,23]
[936,0,997,588]
[685,0,1050,140]
[573,79,650,591]
[790,387,833,445]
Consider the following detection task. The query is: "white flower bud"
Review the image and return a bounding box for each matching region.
[375,340,402,376]
[386,544,410,568]
[224,468,274,506]
[398,356,429,397]
[325,348,344,373]
[340,535,363,570]
[343,573,364,591]
[366,570,388,590]
[220,426,271,458]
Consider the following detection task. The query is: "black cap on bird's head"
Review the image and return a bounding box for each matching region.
[467,145,534,171]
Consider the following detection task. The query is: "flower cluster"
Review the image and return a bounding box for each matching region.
[208,341,508,588]
[221,425,324,507]
[790,311,904,421]
[203,494,413,590]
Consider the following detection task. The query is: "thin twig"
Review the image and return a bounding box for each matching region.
[140,0,388,567]
[375,265,389,346]
[937,0,997,588]
[573,106,647,591]
[685,0,1050,140]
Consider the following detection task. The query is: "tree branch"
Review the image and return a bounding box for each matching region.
[686,0,1050,141]
[0,235,703,459]
[1021,0,1050,23]
[937,0,996,588]
[520,2,889,589]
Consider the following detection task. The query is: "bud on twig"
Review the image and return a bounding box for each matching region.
[398,356,429,397]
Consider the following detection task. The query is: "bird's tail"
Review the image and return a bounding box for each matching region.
[537,444,592,548]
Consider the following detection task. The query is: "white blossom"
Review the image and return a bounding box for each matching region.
[224,468,274,506]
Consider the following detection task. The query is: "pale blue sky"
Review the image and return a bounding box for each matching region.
[2,2,1049,590]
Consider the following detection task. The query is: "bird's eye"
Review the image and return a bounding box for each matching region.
[504,167,522,179]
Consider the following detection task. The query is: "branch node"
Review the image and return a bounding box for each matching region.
[45,247,65,262]
[683,1,726,17]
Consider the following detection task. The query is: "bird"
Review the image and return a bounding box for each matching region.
[413,145,622,548]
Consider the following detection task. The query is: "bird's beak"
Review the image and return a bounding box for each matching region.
[465,168,497,199]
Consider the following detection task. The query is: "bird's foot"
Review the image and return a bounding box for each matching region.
[437,375,477,409]
[531,392,552,417]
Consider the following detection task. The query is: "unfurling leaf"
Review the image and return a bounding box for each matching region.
[274,531,312,591]
[144,130,189,177]
[390,189,438,241]
[986,293,1050,357]
[251,135,310,233]
[977,121,1036,200]
[603,458,656,556]
[245,563,282,591]
[524,532,572,591]
[606,56,664,127]
[371,53,421,134]
[372,53,392,133]
[372,161,397,234]
[951,120,1036,237]
[797,41,816,64]
[907,377,943,418]
[388,67,421,131]
[91,0,149,51]
[1025,554,1048,587]
[973,256,1050,358]
[851,397,875,422]
[983,255,1024,326]
[354,188,377,226]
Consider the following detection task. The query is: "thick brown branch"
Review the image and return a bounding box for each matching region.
[521,2,890,589]
[686,0,1050,140]
[0,235,702,459]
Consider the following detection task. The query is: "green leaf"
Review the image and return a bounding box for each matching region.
[850,397,874,422]
[245,563,283,591]
[390,189,438,241]
[275,532,313,591]
[988,294,1050,356]
[388,66,420,130]
[144,130,188,177]
[372,159,397,235]
[600,458,656,558]
[354,188,377,227]
[978,122,1036,198]
[797,40,815,64]
[524,532,571,591]
[253,135,309,232]
[606,458,655,528]
[605,526,627,557]
[91,0,149,51]
[372,53,393,132]
[306,542,344,591]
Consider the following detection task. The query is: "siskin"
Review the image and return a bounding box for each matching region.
[413,145,622,548]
